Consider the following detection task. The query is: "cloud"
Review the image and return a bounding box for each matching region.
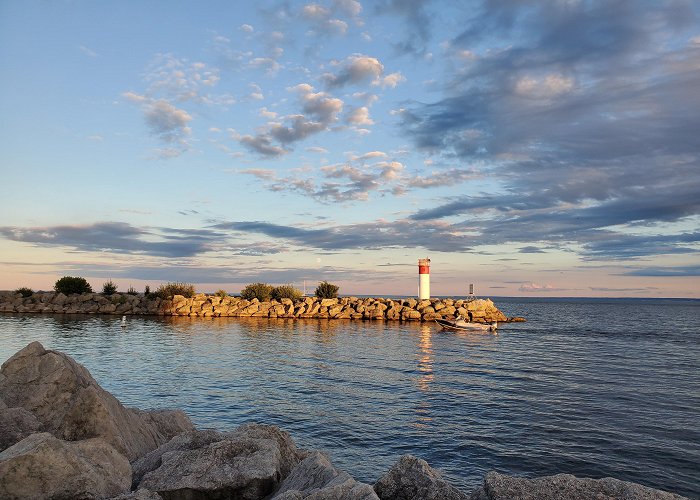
[518,282,569,293]
[346,106,374,125]
[143,99,192,144]
[396,0,700,262]
[620,265,700,277]
[144,54,225,103]
[214,218,475,253]
[0,222,219,258]
[300,1,362,36]
[375,0,434,55]
[236,133,287,157]
[323,54,384,88]
[235,84,343,156]
[519,246,546,254]
[240,154,482,203]
[381,72,405,88]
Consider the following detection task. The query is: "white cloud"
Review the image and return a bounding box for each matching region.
[346,106,374,125]
[249,83,264,100]
[381,72,405,88]
[240,24,254,33]
[333,0,362,17]
[323,54,384,88]
[123,91,148,103]
[303,4,330,20]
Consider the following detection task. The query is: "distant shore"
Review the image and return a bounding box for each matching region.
[0,291,524,323]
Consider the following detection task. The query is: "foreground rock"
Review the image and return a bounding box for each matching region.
[0,341,193,459]
[0,432,131,499]
[374,454,469,500]
[0,398,42,451]
[134,425,301,499]
[272,451,378,499]
[469,471,688,500]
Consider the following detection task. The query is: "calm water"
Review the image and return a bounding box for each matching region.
[1,298,698,498]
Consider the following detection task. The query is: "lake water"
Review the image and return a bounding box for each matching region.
[1,297,699,498]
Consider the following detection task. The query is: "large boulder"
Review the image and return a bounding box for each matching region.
[0,398,42,451]
[272,451,378,499]
[0,341,194,460]
[136,424,302,499]
[0,432,131,499]
[469,471,688,500]
[374,454,469,500]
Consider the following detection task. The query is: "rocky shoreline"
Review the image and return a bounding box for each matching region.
[0,291,524,324]
[0,342,688,499]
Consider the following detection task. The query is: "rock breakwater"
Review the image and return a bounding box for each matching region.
[0,342,689,499]
[0,291,520,323]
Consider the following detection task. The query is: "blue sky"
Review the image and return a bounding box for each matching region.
[1,0,699,298]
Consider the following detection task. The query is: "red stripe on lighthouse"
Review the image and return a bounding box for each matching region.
[419,265,430,274]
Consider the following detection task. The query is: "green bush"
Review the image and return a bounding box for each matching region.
[152,282,195,299]
[54,276,93,295]
[102,280,118,295]
[112,294,127,305]
[315,281,339,299]
[127,286,138,296]
[15,287,33,298]
[240,283,273,302]
[215,289,228,298]
[271,284,303,301]
[144,285,151,297]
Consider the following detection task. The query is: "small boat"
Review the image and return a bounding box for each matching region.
[435,316,497,332]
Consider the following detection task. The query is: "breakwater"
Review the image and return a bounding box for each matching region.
[0,291,519,323]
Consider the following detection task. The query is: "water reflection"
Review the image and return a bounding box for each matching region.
[414,324,434,428]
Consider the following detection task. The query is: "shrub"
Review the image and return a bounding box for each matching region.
[215,289,228,298]
[127,286,138,296]
[54,276,93,295]
[112,294,127,305]
[271,284,303,302]
[15,287,33,298]
[144,285,151,296]
[240,283,273,302]
[102,280,118,295]
[153,282,195,299]
[315,281,339,299]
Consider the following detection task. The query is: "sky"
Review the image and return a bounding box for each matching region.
[1,0,699,298]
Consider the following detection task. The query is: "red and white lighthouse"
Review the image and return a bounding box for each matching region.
[418,258,431,299]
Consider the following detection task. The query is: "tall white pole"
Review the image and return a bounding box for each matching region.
[418,258,431,299]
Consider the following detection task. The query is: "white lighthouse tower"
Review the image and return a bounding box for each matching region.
[418,258,431,299]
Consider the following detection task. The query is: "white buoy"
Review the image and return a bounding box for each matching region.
[418,257,431,300]
[121,315,126,327]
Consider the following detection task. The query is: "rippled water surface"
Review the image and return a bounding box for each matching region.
[1,298,699,497]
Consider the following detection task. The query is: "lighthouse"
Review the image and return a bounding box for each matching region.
[418,258,431,299]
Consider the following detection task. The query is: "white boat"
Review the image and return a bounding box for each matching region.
[435,316,497,332]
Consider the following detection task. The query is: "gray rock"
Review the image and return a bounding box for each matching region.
[132,429,227,488]
[0,432,131,499]
[374,454,469,500]
[469,471,689,500]
[306,476,379,500]
[137,424,301,499]
[0,402,42,451]
[0,341,194,461]
[272,451,378,499]
[110,487,163,499]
